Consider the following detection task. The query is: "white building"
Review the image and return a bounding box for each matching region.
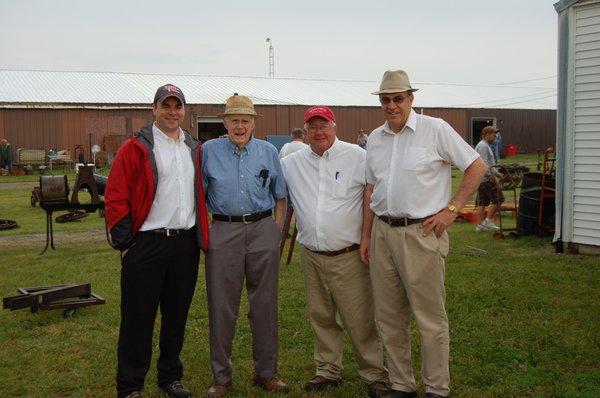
[554,0,600,253]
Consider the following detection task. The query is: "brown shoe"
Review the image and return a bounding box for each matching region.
[304,375,341,392]
[253,375,289,393]
[367,381,390,397]
[207,381,231,398]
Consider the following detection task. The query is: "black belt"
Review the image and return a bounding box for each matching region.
[378,215,427,227]
[212,210,272,224]
[309,244,360,257]
[144,227,195,237]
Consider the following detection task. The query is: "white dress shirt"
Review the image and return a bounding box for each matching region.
[279,140,308,158]
[366,110,479,218]
[140,123,196,231]
[281,139,365,252]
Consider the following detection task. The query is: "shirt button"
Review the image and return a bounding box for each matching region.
[241,190,244,194]
[241,174,244,178]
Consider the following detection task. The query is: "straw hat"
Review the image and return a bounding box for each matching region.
[371,70,418,95]
[217,93,262,117]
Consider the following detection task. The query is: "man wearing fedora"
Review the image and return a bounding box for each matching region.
[281,105,390,397]
[359,70,487,398]
[201,93,288,397]
[105,83,210,398]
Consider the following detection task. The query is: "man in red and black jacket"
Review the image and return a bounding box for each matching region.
[105,84,209,398]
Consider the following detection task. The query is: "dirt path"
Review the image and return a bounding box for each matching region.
[0,229,107,250]
[0,182,37,190]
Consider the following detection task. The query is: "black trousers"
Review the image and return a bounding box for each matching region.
[116,230,200,397]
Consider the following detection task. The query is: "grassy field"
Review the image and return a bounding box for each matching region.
[0,154,598,397]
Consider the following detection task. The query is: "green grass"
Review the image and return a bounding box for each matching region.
[1,156,599,398]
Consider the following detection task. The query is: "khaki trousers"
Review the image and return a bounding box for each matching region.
[369,217,450,396]
[301,246,388,384]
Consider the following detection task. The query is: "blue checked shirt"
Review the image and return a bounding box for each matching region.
[202,137,288,216]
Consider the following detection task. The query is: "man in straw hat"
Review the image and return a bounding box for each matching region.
[106,83,210,398]
[281,105,390,397]
[360,70,487,398]
[201,93,288,397]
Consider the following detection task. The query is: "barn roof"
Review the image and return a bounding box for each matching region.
[0,69,556,110]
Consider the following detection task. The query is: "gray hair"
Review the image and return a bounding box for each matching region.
[290,128,304,139]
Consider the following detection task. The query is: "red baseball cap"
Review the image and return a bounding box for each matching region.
[303,105,336,123]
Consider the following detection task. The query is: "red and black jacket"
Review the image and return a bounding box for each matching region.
[104,123,209,252]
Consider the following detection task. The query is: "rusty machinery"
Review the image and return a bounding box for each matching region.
[37,165,106,254]
[3,283,105,318]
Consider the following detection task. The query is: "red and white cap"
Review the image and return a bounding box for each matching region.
[303,105,336,123]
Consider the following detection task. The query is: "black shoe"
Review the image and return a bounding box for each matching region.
[160,380,191,398]
[425,394,447,398]
[304,375,341,392]
[367,381,390,397]
[386,390,417,398]
[123,392,143,398]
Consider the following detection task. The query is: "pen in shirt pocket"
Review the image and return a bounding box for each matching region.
[335,171,340,181]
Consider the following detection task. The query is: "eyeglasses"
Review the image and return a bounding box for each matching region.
[379,95,410,105]
[307,124,333,133]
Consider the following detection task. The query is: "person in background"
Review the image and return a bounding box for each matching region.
[360,69,487,398]
[281,105,389,397]
[474,126,503,232]
[0,139,13,171]
[357,130,368,150]
[490,129,502,161]
[279,127,308,158]
[105,84,210,398]
[202,93,288,398]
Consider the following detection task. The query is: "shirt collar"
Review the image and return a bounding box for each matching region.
[152,123,184,144]
[382,109,417,135]
[225,135,255,155]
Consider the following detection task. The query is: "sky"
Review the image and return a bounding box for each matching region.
[0,0,559,88]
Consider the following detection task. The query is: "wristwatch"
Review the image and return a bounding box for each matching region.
[445,203,460,214]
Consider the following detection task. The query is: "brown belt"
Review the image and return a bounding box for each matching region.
[309,243,360,257]
[378,215,427,227]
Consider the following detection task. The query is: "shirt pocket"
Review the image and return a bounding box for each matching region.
[333,171,349,197]
[402,146,427,171]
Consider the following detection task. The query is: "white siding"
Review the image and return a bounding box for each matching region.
[572,1,600,246]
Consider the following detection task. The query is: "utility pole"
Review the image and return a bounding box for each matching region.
[266,37,274,77]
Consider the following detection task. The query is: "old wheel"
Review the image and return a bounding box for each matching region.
[55,211,89,223]
[0,219,19,230]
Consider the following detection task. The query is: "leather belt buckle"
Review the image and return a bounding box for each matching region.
[242,213,252,225]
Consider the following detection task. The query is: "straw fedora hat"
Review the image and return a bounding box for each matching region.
[372,70,419,95]
[217,93,262,117]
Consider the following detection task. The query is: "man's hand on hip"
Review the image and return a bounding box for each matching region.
[422,209,457,238]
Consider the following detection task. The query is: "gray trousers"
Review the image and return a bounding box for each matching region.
[205,217,281,385]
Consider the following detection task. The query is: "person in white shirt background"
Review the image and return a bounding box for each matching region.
[279,128,308,158]
[281,105,389,398]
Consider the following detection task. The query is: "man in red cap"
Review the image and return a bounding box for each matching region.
[106,83,210,398]
[281,106,389,397]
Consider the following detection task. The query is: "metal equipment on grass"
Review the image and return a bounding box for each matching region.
[3,283,105,318]
[36,165,106,254]
[491,163,530,239]
[0,219,19,230]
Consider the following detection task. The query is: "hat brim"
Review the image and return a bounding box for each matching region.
[155,94,185,105]
[217,110,262,118]
[371,88,419,95]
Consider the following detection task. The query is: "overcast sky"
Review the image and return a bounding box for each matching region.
[0,0,558,87]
